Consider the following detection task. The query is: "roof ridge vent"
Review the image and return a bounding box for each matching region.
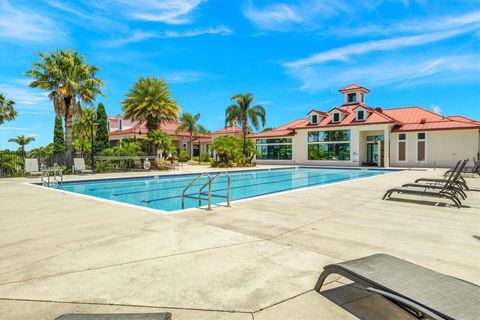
[374,107,383,113]
[420,118,427,124]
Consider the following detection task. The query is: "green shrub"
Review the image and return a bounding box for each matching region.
[211,136,256,167]
[95,160,113,173]
[200,153,212,162]
[178,150,190,162]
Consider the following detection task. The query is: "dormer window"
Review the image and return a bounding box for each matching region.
[311,114,318,124]
[357,110,365,121]
[347,93,357,103]
[333,113,340,123]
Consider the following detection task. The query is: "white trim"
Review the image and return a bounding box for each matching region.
[416,132,427,162]
[397,133,407,162]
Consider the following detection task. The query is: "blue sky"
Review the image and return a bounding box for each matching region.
[0,0,479,150]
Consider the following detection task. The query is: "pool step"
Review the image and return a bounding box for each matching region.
[181,172,231,211]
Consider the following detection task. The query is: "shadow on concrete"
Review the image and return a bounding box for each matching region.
[384,197,470,209]
[320,284,413,320]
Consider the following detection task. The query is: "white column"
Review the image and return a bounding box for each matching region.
[384,128,390,168]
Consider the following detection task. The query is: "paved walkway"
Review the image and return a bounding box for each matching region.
[0,166,479,319]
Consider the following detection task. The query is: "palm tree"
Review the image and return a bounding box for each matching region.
[147,130,176,159]
[121,76,180,133]
[176,113,203,158]
[25,49,104,168]
[0,93,17,126]
[73,107,96,140]
[225,93,266,155]
[8,135,36,158]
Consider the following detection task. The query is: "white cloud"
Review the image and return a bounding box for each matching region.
[287,53,480,91]
[98,25,232,47]
[164,25,232,38]
[164,71,209,83]
[336,11,480,37]
[108,0,205,24]
[285,26,478,68]
[0,0,66,44]
[0,83,51,111]
[430,104,442,114]
[243,3,303,31]
[243,0,351,31]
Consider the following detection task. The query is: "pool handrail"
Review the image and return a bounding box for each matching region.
[181,172,212,210]
[198,171,231,209]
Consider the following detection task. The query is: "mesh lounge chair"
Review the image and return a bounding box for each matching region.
[414,160,469,192]
[73,158,93,174]
[24,158,42,176]
[315,254,480,320]
[382,165,463,208]
[55,313,171,320]
[402,160,469,200]
[446,158,480,178]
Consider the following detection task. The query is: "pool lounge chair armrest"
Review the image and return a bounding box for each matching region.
[366,287,445,320]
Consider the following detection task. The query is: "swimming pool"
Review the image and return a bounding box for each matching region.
[47,167,394,212]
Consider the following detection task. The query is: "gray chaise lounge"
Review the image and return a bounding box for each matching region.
[382,163,464,208]
[315,254,480,320]
[403,160,469,200]
[55,313,172,320]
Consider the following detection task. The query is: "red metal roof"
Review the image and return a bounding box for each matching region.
[109,120,193,137]
[293,103,398,129]
[250,119,310,138]
[211,125,244,135]
[339,84,370,93]
[447,115,480,124]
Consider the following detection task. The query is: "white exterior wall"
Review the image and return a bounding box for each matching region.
[390,129,480,168]
[256,124,394,167]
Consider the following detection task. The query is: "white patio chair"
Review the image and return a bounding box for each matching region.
[73,158,93,174]
[25,158,42,176]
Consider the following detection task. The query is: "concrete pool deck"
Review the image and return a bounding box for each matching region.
[1,165,479,319]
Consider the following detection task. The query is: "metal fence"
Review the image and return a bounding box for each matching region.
[0,151,173,177]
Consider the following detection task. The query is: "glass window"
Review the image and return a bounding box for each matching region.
[256,138,292,144]
[308,143,350,161]
[308,130,350,142]
[347,93,356,103]
[333,113,340,122]
[367,135,384,141]
[256,145,292,160]
[399,133,406,141]
[357,110,364,120]
[311,114,318,124]
[418,132,426,140]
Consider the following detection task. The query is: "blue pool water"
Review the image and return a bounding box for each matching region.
[49,167,393,212]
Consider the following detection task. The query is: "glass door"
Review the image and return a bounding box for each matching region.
[367,143,379,166]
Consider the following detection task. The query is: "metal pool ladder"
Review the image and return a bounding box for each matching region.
[181,172,231,210]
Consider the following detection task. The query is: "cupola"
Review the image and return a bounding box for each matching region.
[339,84,370,105]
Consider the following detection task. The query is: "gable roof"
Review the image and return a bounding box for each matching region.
[210,125,243,135]
[339,84,370,93]
[250,119,310,138]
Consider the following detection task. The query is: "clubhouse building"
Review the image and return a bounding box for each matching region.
[251,84,480,168]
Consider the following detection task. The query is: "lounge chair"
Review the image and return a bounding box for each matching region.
[315,254,480,320]
[73,158,93,174]
[55,313,172,320]
[402,160,469,200]
[382,164,463,208]
[24,158,43,176]
[414,160,469,192]
[446,158,480,178]
[143,159,151,171]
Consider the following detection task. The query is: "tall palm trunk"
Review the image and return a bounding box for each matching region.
[242,118,248,156]
[64,96,74,168]
[189,132,193,159]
